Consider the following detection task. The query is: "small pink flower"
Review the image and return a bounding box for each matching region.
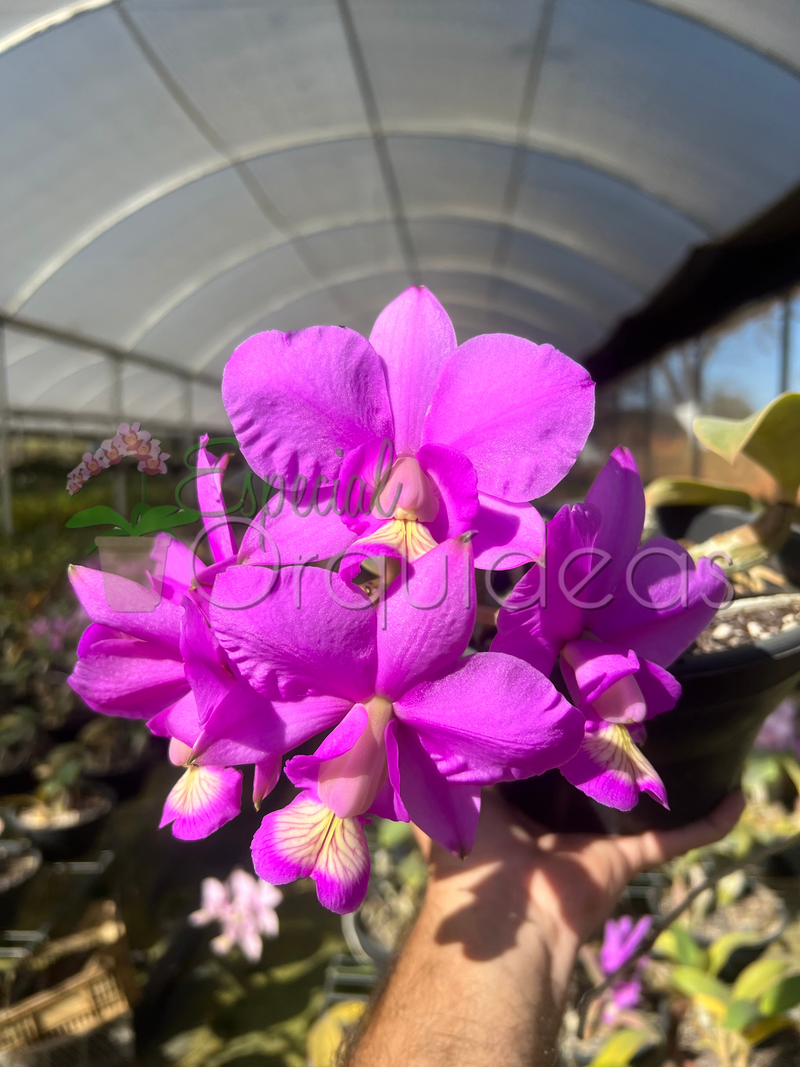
[100,436,128,465]
[137,449,170,475]
[66,462,90,496]
[82,451,109,476]
[117,422,149,450]
[189,869,282,962]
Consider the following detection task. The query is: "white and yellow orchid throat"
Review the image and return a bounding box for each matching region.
[353,455,440,561]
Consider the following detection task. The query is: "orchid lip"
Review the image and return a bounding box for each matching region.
[592,674,647,724]
[377,456,439,523]
[317,697,394,819]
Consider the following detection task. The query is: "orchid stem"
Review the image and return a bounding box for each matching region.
[577,829,800,1038]
[141,471,147,511]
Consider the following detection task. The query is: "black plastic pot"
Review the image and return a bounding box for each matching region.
[1,785,115,860]
[502,595,800,834]
[84,752,152,802]
[0,750,36,799]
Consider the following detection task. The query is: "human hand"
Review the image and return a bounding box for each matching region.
[415,788,744,979]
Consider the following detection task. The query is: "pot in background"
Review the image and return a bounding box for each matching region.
[502,596,800,834]
[1,785,115,861]
[0,842,42,929]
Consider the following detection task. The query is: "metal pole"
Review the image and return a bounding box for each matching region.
[0,324,13,536]
[780,291,792,394]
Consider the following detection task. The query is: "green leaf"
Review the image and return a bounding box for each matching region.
[723,999,760,1032]
[670,965,731,1007]
[644,477,752,510]
[66,506,131,532]
[734,959,790,1003]
[708,931,762,977]
[694,393,800,496]
[589,1029,651,1067]
[133,506,200,535]
[654,925,706,967]
[759,974,800,1016]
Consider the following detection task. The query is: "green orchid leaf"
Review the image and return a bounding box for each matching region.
[733,958,790,1003]
[670,965,731,1007]
[654,925,706,967]
[694,393,800,497]
[644,477,752,510]
[708,931,762,977]
[66,506,132,532]
[589,1029,651,1067]
[722,998,760,1033]
[133,506,200,535]
[160,508,201,529]
[759,974,800,1016]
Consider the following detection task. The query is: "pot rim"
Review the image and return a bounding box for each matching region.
[674,594,800,679]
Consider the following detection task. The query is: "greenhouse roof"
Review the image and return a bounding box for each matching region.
[2,0,800,434]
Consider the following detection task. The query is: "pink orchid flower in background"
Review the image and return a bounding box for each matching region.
[208,536,584,913]
[189,868,282,962]
[68,441,280,834]
[494,447,727,811]
[599,915,652,1021]
[81,450,110,476]
[224,286,594,572]
[117,422,150,450]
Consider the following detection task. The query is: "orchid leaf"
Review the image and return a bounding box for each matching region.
[132,506,200,535]
[733,958,790,1003]
[759,974,800,1016]
[708,931,762,977]
[694,393,800,497]
[644,477,752,510]
[722,998,760,1033]
[588,1029,651,1067]
[654,925,706,967]
[670,965,731,1012]
[66,506,132,533]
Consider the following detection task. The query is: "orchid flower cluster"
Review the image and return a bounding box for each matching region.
[189,868,282,962]
[67,422,169,495]
[67,288,727,914]
[599,915,652,1023]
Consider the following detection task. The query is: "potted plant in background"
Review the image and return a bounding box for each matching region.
[65,423,198,611]
[1,742,113,860]
[0,707,38,796]
[78,718,152,802]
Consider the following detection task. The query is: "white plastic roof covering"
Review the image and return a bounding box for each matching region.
[1,0,800,436]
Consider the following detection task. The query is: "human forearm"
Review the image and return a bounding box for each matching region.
[347,871,578,1067]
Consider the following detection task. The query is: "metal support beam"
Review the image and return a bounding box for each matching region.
[0,324,14,536]
[780,290,792,394]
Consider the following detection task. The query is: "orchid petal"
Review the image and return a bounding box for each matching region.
[69,564,182,651]
[386,720,480,857]
[180,598,233,725]
[493,503,602,674]
[196,436,237,563]
[254,756,282,808]
[592,539,727,667]
[238,492,356,567]
[471,494,545,571]
[416,443,479,543]
[394,651,583,783]
[160,764,242,839]
[284,705,372,814]
[156,534,205,604]
[369,286,456,456]
[210,565,377,702]
[560,639,640,707]
[68,628,187,718]
[635,658,681,719]
[583,447,645,599]
[252,792,370,914]
[222,326,393,485]
[423,335,594,501]
[147,690,200,746]
[560,723,668,810]
[376,536,476,699]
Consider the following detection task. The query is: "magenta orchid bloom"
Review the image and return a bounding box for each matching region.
[208,536,584,913]
[600,915,652,1020]
[224,286,594,573]
[494,448,727,811]
[68,441,279,836]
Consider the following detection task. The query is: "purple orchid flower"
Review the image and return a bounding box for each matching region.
[224,286,594,573]
[68,440,280,835]
[600,915,652,1020]
[189,868,282,962]
[207,536,584,913]
[494,447,727,811]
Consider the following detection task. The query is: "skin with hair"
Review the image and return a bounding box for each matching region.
[345,789,744,1067]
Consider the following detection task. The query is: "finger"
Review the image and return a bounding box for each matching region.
[411,822,433,859]
[615,792,745,874]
